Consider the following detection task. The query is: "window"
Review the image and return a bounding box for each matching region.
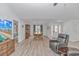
[54,25,62,33]
[33,25,43,34]
[54,25,58,32]
[51,24,63,37]
[35,25,41,34]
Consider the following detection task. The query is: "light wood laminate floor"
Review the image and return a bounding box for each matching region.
[10,36,58,56]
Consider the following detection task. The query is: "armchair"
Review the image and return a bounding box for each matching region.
[49,33,69,55]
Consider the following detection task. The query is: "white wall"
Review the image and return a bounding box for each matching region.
[18,20,25,42]
[0,4,18,20]
[63,20,79,42]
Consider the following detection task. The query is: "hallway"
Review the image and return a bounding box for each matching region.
[11,36,58,56]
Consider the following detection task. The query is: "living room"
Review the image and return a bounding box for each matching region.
[0,3,79,56]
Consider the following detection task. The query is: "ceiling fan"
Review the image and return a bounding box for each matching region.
[53,3,58,6]
[53,3,66,7]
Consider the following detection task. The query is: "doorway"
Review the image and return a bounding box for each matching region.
[25,24,30,39]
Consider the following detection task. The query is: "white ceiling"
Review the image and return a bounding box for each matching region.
[4,3,79,23]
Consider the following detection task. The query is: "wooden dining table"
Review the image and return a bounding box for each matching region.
[34,33,43,40]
